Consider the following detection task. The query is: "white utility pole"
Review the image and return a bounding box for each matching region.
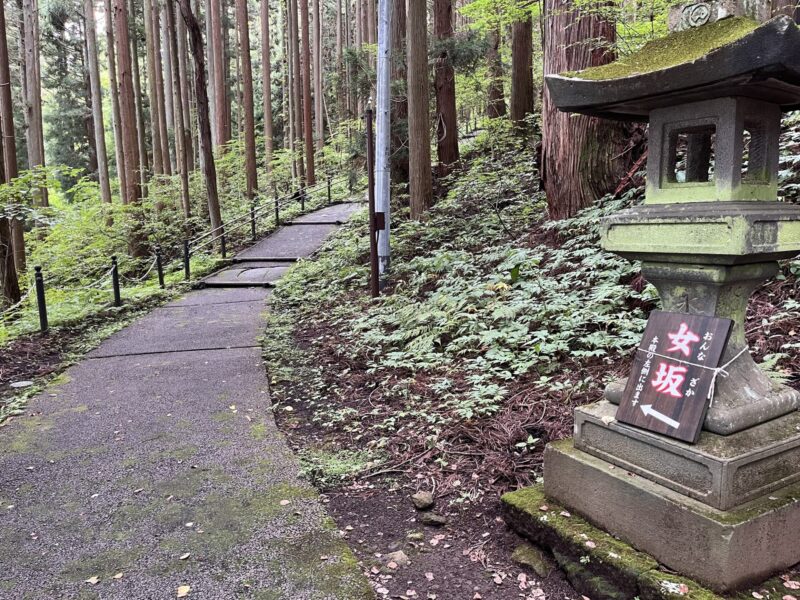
[375,0,392,281]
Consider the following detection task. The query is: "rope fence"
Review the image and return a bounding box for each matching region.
[1,170,363,335]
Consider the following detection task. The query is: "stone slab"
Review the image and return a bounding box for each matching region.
[236,224,338,259]
[202,265,289,287]
[575,401,800,510]
[168,287,272,307]
[291,202,362,223]
[543,438,800,592]
[88,296,267,358]
[0,347,372,599]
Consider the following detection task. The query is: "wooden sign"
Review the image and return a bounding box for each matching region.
[616,310,733,443]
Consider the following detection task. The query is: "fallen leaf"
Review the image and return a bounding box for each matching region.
[177,585,191,597]
[112,573,123,580]
[585,541,596,549]
[538,505,548,512]
[85,576,100,585]
[280,500,291,506]
[559,511,571,517]
[783,595,798,600]
[786,582,800,590]
[425,572,434,581]
[179,553,191,560]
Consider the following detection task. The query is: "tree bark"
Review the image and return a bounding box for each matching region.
[312,0,323,150]
[144,0,164,174]
[236,0,258,200]
[510,14,534,125]
[130,0,150,189]
[0,124,19,306]
[162,2,176,162]
[166,0,191,217]
[390,0,407,184]
[176,6,194,171]
[113,0,145,254]
[22,0,47,205]
[261,0,274,169]
[433,0,458,175]
[406,0,432,219]
[105,0,128,202]
[152,0,171,173]
[486,27,506,119]
[84,0,113,203]
[290,0,305,181]
[542,0,630,219]
[0,0,24,272]
[210,0,229,147]
[299,0,315,184]
[178,0,224,234]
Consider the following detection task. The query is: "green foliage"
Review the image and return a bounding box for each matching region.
[271,124,653,436]
[299,448,378,489]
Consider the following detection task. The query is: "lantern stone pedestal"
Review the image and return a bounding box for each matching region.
[503,8,800,594]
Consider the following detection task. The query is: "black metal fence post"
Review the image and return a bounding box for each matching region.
[34,266,48,333]
[111,256,121,306]
[274,197,280,226]
[183,239,190,280]
[220,234,227,259]
[251,202,257,241]
[156,246,165,289]
[300,186,306,211]
[327,175,332,205]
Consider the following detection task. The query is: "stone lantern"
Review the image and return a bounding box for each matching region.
[506,6,800,592]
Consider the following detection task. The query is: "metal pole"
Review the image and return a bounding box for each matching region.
[111,255,121,307]
[274,197,280,226]
[300,186,305,211]
[156,246,165,289]
[34,266,48,333]
[366,107,379,298]
[221,234,227,258]
[251,202,257,240]
[375,0,393,284]
[327,175,332,204]
[183,239,190,280]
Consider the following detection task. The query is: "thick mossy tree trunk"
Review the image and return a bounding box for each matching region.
[486,27,506,119]
[542,0,630,220]
[433,0,459,176]
[235,0,258,200]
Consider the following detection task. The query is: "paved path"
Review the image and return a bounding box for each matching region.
[0,203,371,599]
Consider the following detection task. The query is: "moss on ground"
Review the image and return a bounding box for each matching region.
[565,17,759,80]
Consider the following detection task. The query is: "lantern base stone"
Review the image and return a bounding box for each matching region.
[528,438,800,592]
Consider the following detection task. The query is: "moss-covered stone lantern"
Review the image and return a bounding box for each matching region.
[505,5,800,593]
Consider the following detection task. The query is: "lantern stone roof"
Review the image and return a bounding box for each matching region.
[545,16,800,121]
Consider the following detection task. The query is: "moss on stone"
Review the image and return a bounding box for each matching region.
[565,17,759,81]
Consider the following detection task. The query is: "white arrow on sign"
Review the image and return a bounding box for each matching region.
[640,404,680,429]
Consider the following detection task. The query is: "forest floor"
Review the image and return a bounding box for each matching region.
[262,125,800,599]
[0,203,373,599]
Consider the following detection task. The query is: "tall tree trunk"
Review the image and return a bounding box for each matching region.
[0,0,24,272]
[0,128,19,306]
[21,0,47,205]
[406,0,432,219]
[486,27,506,119]
[105,0,128,202]
[286,0,296,177]
[206,0,217,146]
[85,0,113,203]
[289,0,305,181]
[510,14,534,125]
[145,0,164,174]
[82,32,100,178]
[433,0,458,175]
[236,0,258,200]
[113,0,145,254]
[130,0,150,189]
[312,0,323,150]
[178,0,223,234]
[152,0,171,173]
[210,0,229,146]
[542,0,630,219]
[299,0,315,184]
[176,8,194,171]
[162,2,176,163]
[261,0,274,169]
[166,0,191,217]
[390,0,407,184]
